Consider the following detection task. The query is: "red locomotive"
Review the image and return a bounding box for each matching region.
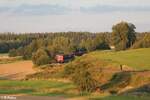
[55,54,74,63]
[55,49,86,63]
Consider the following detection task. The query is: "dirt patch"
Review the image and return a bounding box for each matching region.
[0,61,36,80]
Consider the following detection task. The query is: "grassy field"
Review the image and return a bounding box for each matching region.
[0,80,149,100]
[88,48,150,70]
[0,80,79,97]
[0,53,22,64]
[0,53,8,57]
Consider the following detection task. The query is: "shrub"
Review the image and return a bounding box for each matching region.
[64,61,98,92]
[72,68,98,92]
[63,63,76,77]
[9,49,17,57]
[32,49,51,66]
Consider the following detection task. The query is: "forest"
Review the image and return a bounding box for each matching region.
[0,22,150,66]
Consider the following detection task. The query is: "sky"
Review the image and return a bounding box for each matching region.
[0,0,150,33]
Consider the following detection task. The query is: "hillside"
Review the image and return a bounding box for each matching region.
[61,48,150,99]
[0,48,150,99]
[83,48,150,70]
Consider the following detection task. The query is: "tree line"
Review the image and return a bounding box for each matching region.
[6,32,110,65]
[0,22,150,66]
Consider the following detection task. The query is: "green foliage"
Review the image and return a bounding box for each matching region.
[64,61,98,92]
[63,63,76,77]
[2,32,110,60]
[80,34,110,52]
[112,21,136,51]
[132,33,150,49]
[47,36,76,56]
[8,49,17,57]
[21,39,44,60]
[8,47,24,57]
[22,47,33,60]
[32,49,51,66]
[0,41,22,53]
[72,68,98,92]
[80,38,95,52]
[0,27,149,58]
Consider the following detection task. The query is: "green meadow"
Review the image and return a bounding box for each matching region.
[0,80,149,100]
[0,80,79,97]
[89,48,150,70]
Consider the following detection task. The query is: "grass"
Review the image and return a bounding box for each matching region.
[0,80,149,100]
[0,56,22,64]
[0,53,8,57]
[0,80,80,97]
[88,48,150,70]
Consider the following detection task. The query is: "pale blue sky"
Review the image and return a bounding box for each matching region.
[0,0,150,33]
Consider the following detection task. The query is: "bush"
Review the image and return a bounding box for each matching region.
[72,68,98,92]
[32,49,51,66]
[64,61,98,92]
[9,49,17,57]
[63,63,76,77]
